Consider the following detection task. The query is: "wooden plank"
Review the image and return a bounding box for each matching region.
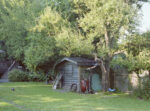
[57,61,80,91]
[78,66,81,92]
[53,74,63,89]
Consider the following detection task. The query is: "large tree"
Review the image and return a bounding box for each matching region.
[0,0,47,61]
[72,0,138,91]
[24,5,93,71]
[0,0,149,79]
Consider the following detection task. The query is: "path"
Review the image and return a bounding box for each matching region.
[0,98,31,111]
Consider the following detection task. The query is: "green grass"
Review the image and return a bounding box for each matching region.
[0,82,150,111]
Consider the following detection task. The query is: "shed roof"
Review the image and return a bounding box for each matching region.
[55,57,96,67]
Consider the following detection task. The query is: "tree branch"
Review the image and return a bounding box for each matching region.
[112,50,125,58]
[87,53,107,73]
[94,53,107,73]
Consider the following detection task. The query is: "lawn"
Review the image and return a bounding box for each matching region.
[0,82,150,111]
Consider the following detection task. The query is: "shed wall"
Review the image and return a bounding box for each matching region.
[58,62,80,91]
[114,68,129,92]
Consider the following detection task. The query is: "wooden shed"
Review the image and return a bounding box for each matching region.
[54,57,102,92]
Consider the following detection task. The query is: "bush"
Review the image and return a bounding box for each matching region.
[8,69,46,82]
[134,79,150,100]
[28,73,46,82]
[8,69,29,82]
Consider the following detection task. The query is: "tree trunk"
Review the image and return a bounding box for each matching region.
[100,59,110,91]
[93,27,111,91]
[103,27,111,91]
[105,59,110,91]
[100,62,107,91]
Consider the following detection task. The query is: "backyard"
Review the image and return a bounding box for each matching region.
[0,82,150,111]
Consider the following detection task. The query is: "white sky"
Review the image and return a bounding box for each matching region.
[140,3,150,32]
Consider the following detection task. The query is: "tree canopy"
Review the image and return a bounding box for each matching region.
[0,0,149,83]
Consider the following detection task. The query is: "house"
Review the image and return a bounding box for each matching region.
[53,57,103,92]
[0,50,5,53]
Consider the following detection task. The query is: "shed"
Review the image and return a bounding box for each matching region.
[54,57,102,92]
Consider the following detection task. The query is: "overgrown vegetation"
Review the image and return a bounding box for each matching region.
[0,0,150,92]
[112,31,150,73]
[8,69,46,82]
[134,79,150,100]
[8,69,29,82]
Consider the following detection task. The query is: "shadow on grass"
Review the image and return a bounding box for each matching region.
[0,101,22,111]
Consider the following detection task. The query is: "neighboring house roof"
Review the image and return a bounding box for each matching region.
[0,50,5,54]
[55,57,96,68]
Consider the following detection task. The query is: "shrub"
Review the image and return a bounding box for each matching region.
[8,69,46,82]
[8,69,29,82]
[28,73,46,82]
[134,79,150,100]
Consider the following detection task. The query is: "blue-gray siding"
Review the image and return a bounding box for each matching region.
[58,62,80,91]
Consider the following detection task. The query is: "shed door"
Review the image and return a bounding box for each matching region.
[63,63,78,89]
[91,74,102,91]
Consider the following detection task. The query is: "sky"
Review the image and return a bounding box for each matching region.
[140,3,150,32]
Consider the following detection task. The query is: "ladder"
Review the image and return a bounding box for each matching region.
[53,74,63,89]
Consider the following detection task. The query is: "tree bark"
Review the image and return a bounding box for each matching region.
[104,28,110,49]
[105,58,110,91]
[103,27,111,91]
[97,58,110,92]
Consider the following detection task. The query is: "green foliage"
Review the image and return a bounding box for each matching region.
[24,33,56,71]
[126,0,150,8]
[126,32,150,56]
[8,69,29,82]
[0,0,47,61]
[111,49,150,73]
[117,31,150,73]
[28,73,46,82]
[0,41,6,60]
[0,0,147,74]
[0,52,6,60]
[55,28,93,56]
[134,79,150,100]
[24,6,93,70]
[76,0,137,59]
[8,69,46,82]
[24,7,63,71]
[50,0,76,22]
